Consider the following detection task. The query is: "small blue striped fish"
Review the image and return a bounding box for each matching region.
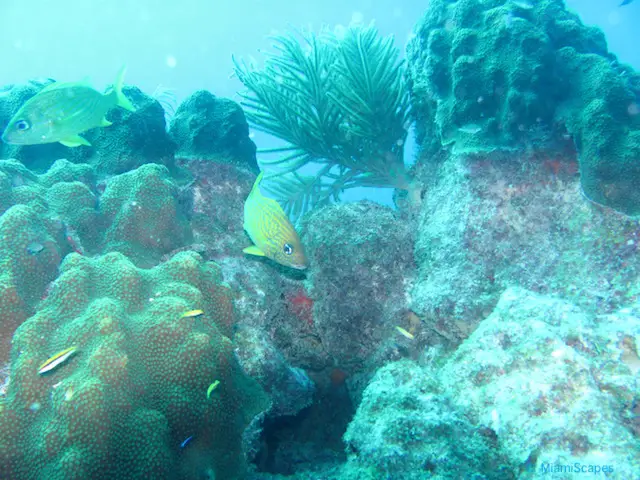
[243,172,308,270]
[1,67,135,147]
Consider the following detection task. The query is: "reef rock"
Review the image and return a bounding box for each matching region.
[406,0,640,214]
[411,148,640,345]
[440,287,640,478]
[341,287,640,479]
[169,90,258,172]
[176,160,255,260]
[302,201,416,400]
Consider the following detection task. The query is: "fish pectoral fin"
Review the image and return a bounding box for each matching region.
[60,135,91,147]
[243,246,266,257]
[100,117,113,127]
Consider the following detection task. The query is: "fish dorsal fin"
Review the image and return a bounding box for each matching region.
[249,171,265,198]
[248,171,290,215]
[39,77,93,94]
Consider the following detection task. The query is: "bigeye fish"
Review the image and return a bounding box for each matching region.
[243,172,308,270]
[1,67,135,148]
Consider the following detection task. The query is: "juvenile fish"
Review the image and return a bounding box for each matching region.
[243,172,308,270]
[2,67,135,147]
[38,346,78,375]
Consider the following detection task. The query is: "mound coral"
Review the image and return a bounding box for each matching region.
[169,90,258,172]
[99,163,193,267]
[0,251,269,480]
[406,0,640,214]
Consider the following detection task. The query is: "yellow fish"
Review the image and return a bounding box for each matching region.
[206,380,220,399]
[243,172,308,270]
[2,67,135,147]
[395,326,415,340]
[38,346,78,375]
[181,309,204,318]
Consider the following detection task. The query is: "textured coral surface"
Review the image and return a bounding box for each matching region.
[0,251,268,480]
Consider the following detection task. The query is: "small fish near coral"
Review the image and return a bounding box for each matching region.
[1,67,135,148]
[181,309,204,319]
[243,172,308,270]
[206,380,220,399]
[38,346,78,375]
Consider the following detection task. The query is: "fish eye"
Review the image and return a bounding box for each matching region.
[283,243,294,255]
[15,120,30,131]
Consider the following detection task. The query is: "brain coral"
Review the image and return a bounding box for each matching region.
[407,0,640,214]
[0,251,269,480]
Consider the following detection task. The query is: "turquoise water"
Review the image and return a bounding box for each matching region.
[0,1,639,479]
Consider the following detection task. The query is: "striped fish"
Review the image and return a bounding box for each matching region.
[181,309,204,319]
[38,346,78,375]
[1,67,135,147]
[243,172,308,270]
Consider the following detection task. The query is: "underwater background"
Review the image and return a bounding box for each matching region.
[0,0,639,479]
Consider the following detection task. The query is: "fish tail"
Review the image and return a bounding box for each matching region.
[112,67,136,112]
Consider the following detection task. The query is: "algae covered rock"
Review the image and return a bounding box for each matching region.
[0,251,270,480]
[440,287,640,478]
[340,287,640,479]
[169,90,258,172]
[343,359,513,480]
[302,202,416,386]
[178,160,255,260]
[410,148,640,346]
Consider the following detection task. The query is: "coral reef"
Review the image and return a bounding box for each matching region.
[0,159,99,363]
[406,0,640,214]
[100,164,192,268]
[440,288,640,478]
[301,202,416,400]
[170,90,258,172]
[80,86,177,175]
[410,147,640,346]
[0,251,269,480]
